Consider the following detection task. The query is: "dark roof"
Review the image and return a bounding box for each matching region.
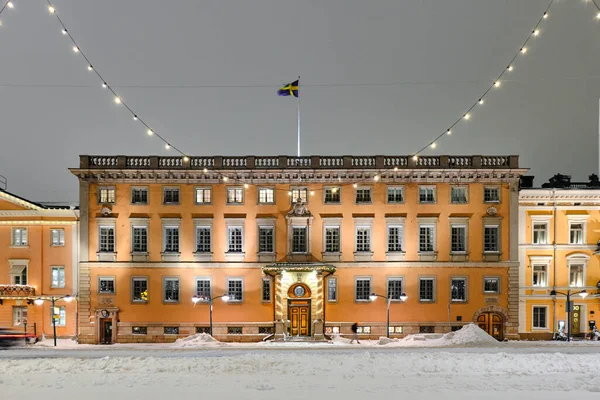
[0,189,78,210]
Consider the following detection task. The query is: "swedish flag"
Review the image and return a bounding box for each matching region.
[278,79,299,98]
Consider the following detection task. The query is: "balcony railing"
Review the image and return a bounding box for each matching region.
[0,284,36,297]
[80,155,519,170]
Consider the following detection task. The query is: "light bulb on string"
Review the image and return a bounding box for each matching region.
[430,143,436,149]
[0,21,3,27]
[596,12,600,20]
[48,6,55,13]
[520,47,527,54]
[374,175,380,182]
[222,176,228,182]
[114,97,121,105]
[102,83,107,88]
[533,29,540,36]
[412,155,418,161]
[165,143,170,150]
[87,65,93,71]
[147,129,153,136]
[543,12,548,19]
[310,191,315,196]
[493,81,500,88]
[133,115,138,121]
[244,183,249,189]
[507,65,513,72]
[331,187,338,193]
[464,113,471,120]
[447,129,452,135]
[72,46,79,53]
[287,191,292,196]
[183,156,189,162]
[394,166,398,171]
[203,168,208,173]
[353,183,358,188]
[478,99,484,105]
[7,2,14,9]
[61,29,67,35]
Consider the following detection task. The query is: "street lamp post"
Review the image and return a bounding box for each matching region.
[34,295,74,347]
[192,293,230,337]
[550,289,588,342]
[369,292,407,338]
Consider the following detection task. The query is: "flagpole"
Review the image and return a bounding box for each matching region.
[297,76,301,157]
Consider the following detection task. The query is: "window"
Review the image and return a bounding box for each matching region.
[228,327,243,335]
[387,226,403,252]
[99,277,115,294]
[356,227,371,252]
[52,306,66,327]
[11,266,27,285]
[98,187,115,204]
[325,226,340,253]
[195,278,211,300]
[13,307,27,326]
[132,226,148,253]
[262,278,271,302]
[131,187,148,204]
[51,266,65,288]
[419,186,435,203]
[356,326,371,334]
[533,223,548,244]
[259,227,274,253]
[389,326,404,334]
[133,326,147,335]
[132,277,148,302]
[290,188,308,204]
[355,188,372,204]
[99,226,115,252]
[163,278,180,302]
[532,265,547,287]
[533,306,547,329]
[569,264,585,287]
[327,277,337,302]
[484,187,500,203]
[164,327,179,335]
[11,228,27,246]
[196,327,210,334]
[419,326,435,334]
[259,326,273,334]
[51,229,65,246]
[196,227,212,253]
[227,278,243,302]
[419,225,435,252]
[325,326,340,334]
[324,187,341,203]
[292,227,307,253]
[355,278,371,301]
[387,278,404,300]
[195,187,211,204]
[164,226,180,253]
[484,225,499,252]
[484,277,500,293]
[569,223,584,244]
[450,187,468,204]
[163,187,180,204]
[419,278,435,302]
[258,188,275,204]
[227,188,244,204]
[227,227,243,252]
[387,187,404,203]
[451,278,467,302]
[451,225,467,252]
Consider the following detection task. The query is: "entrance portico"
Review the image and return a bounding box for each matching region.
[262,263,336,340]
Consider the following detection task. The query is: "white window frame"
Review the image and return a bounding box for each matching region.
[258,225,275,253]
[194,218,213,254]
[355,186,373,204]
[419,277,436,302]
[131,276,149,303]
[532,265,547,287]
[323,186,341,204]
[98,186,116,204]
[450,186,468,204]
[130,186,149,205]
[327,277,338,302]
[289,187,308,204]
[483,224,500,253]
[226,187,244,205]
[8,259,29,286]
[97,220,116,254]
[387,186,405,204]
[195,187,212,205]
[418,217,437,253]
[162,186,180,205]
[162,219,181,254]
[324,224,341,253]
[387,277,405,302]
[483,186,500,203]
[50,228,65,247]
[532,222,548,245]
[354,276,372,302]
[291,225,308,253]
[386,221,404,253]
[355,225,372,253]
[567,216,587,245]
[52,306,66,327]
[194,277,212,301]
[12,306,27,326]
[532,305,548,330]
[11,227,28,247]
[530,215,551,245]
[529,256,552,288]
[98,276,115,294]
[226,277,244,303]
[130,218,150,254]
[51,266,65,288]
[483,277,501,294]
[258,187,275,205]
[261,277,272,303]
[566,254,589,287]
[450,218,469,254]
[163,276,180,303]
[418,186,436,204]
[450,277,468,302]
[225,218,245,261]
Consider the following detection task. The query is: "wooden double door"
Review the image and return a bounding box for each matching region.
[477,312,503,341]
[289,301,311,336]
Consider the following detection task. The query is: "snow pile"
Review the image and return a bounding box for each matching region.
[172,333,222,348]
[377,324,498,347]
[329,334,352,345]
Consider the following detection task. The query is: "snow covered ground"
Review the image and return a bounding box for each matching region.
[1,325,599,399]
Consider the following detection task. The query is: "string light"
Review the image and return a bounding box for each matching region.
[507,65,514,71]
[72,46,79,53]
[244,183,249,189]
[7,2,13,9]
[353,183,358,188]
[533,29,540,36]
[87,65,93,71]
[147,129,153,136]
[48,5,55,13]
[102,82,107,88]
[430,143,436,149]
[596,12,600,19]
[203,168,208,174]
[412,155,418,161]
[478,99,484,105]
[133,115,138,121]
[446,129,451,135]
[114,97,121,104]
[183,156,189,162]
[310,190,315,196]
[61,29,67,35]
[493,81,501,88]
[543,12,548,19]
[464,113,471,120]
[520,47,528,54]
[374,175,380,181]
[331,187,338,193]
[165,143,170,150]
[394,166,398,171]
[222,176,228,182]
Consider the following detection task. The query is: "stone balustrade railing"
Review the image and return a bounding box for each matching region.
[81,155,519,170]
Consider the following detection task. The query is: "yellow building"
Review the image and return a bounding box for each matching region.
[71,154,525,343]
[519,174,600,339]
[0,188,79,340]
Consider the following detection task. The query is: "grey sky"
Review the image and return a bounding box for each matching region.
[0,0,599,203]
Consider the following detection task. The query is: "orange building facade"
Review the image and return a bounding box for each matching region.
[71,154,525,343]
[0,189,79,340]
[519,175,600,339]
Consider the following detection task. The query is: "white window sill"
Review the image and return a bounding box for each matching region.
[257,252,276,262]
[386,251,405,261]
[97,252,116,262]
[194,252,213,262]
[418,252,438,261]
[225,252,245,262]
[322,252,342,262]
[353,252,374,262]
[161,252,181,262]
[531,328,550,331]
[10,245,29,249]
